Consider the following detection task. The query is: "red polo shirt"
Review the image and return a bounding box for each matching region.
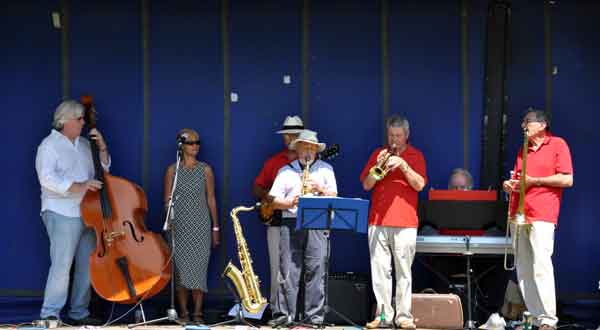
[509,133,573,224]
[255,149,294,190]
[360,145,427,228]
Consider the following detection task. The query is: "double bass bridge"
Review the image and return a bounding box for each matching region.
[103,231,125,247]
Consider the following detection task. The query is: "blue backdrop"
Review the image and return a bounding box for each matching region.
[1,0,598,323]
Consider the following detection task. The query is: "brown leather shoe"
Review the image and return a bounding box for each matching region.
[366,318,393,329]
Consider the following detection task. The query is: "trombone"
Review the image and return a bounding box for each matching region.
[503,128,531,270]
[369,144,396,181]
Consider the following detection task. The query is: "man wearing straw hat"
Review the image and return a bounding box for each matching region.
[252,115,304,309]
[267,130,337,327]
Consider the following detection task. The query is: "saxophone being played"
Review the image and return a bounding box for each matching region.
[301,156,317,196]
[222,205,268,313]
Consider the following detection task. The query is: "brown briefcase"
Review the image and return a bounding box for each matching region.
[412,293,464,329]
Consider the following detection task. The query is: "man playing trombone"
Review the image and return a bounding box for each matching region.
[502,108,573,330]
[360,114,427,329]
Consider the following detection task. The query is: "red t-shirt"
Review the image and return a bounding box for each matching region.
[360,145,427,228]
[509,134,573,224]
[254,149,294,190]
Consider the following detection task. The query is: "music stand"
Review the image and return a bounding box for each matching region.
[208,280,265,328]
[296,196,369,328]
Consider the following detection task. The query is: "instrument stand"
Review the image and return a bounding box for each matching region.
[317,223,360,329]
[463,236,476,330]
[295,197,369,329]
[288,226,354,329]
[209,280,258,328]
[128,147,183,329]
[134,303,146,324]
[415,239,496,327]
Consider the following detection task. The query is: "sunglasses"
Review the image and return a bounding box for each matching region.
[183,140,201,145]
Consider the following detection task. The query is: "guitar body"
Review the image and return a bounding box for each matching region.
[258,199,275,224]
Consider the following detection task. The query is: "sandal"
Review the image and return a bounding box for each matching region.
[178,312,191,324]
[192,313,205,325]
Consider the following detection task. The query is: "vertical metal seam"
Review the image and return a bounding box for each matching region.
[141,0,150,192]
[543,0,552,115]
[461,0,470,169]
[60,0,70,99]
[220,0,231,276]
[302,0,310,126]
[381,0,390,144]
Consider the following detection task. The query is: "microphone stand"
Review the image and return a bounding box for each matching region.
[128,144,184,328]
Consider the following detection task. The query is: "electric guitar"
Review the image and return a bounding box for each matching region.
[259,144,340,225]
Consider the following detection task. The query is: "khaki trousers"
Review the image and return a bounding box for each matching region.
[368,225,416,324]
[512,221,558,327]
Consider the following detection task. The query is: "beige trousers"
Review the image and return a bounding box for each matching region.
[368,225,416,324]
[512,221,558,327]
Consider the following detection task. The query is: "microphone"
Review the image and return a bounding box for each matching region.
[176,133,189,148]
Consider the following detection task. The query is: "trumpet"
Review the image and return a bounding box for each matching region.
[369,144,396,181]
[503,128,531,270]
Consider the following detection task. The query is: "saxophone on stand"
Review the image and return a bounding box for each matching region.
[223,205,268,313]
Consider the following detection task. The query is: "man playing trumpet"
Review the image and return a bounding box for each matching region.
[360,114,427,329]
[502,108,573,330]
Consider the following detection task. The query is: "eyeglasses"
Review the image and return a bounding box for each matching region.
[183,140,201,145]
[522,118,543,124]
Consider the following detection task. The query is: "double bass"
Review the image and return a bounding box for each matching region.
[80,95,171,303]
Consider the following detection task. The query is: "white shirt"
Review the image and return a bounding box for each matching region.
[269,159,337,218]
[35,129,110,217]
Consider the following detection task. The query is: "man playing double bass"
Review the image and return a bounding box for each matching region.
[35,100,109,325]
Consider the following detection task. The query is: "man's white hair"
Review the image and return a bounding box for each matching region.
[53,100,84,130]
[386,114,410,135]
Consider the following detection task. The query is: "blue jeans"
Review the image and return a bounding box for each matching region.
[40,210,95,320]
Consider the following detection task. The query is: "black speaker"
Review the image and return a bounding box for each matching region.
[324,272,372,325]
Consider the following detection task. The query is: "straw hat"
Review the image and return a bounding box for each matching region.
[288,130,325,152]
[276,116,305,134]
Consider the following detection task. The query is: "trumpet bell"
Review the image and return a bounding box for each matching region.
[369,166,386,181]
